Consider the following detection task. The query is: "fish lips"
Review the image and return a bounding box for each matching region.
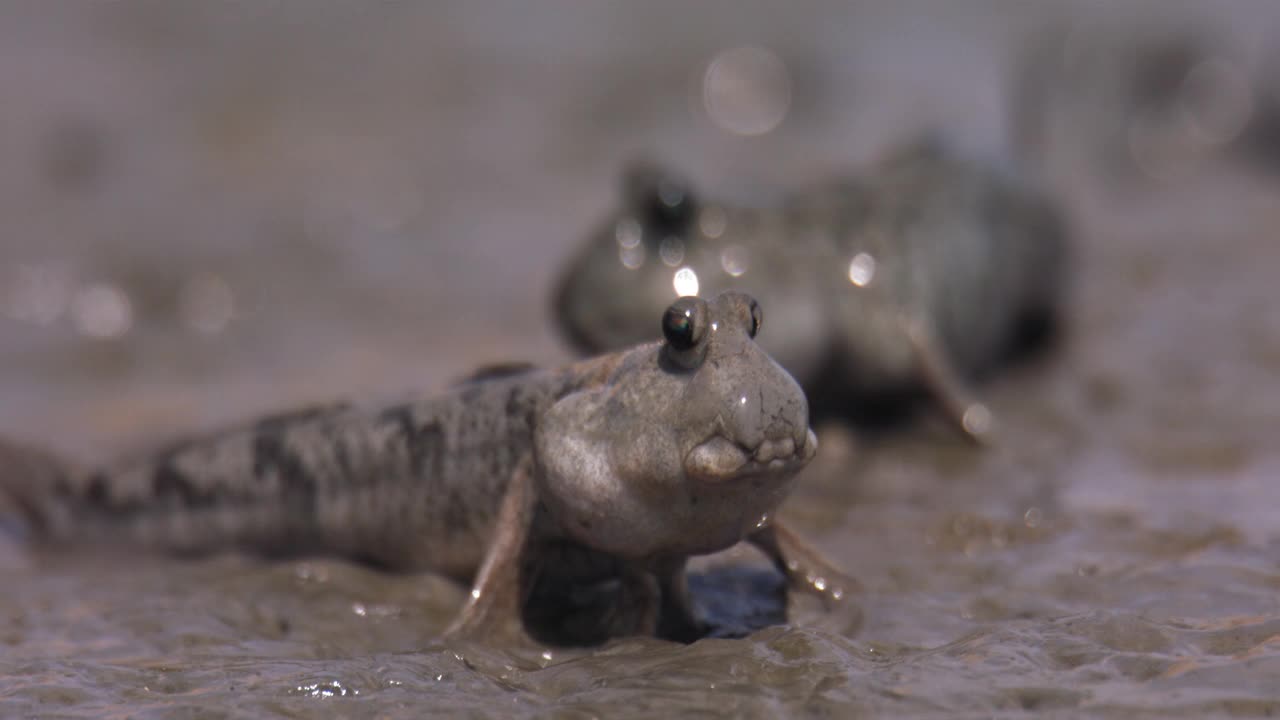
[684,429,818,483]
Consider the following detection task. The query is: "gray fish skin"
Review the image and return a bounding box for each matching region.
[1,370,576,578]
[0,292,853,643]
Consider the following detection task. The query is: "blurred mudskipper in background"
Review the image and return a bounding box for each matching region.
[552,136,1069,443]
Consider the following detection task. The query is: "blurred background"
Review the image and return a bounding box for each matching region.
[2,1,1272,458]
[2,3,1280,715]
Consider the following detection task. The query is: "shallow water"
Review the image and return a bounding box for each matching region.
[2,2,1280,717]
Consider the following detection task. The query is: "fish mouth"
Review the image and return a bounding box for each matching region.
[684,428,819,483]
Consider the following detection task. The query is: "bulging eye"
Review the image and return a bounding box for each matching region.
[749,298,763,338]
[662,296,706,354]
[663,307,695,350]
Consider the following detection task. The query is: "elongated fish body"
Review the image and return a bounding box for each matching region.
[1,293,854,642]
[2,365,585,578]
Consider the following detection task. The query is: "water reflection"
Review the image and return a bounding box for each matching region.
[673,267,699,297]
[293,681,359,698]
[847,252,876,287]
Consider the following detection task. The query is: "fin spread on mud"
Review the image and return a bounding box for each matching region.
[900,314,994,446]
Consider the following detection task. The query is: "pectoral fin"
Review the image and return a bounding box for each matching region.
[654,556,706,643]
[445,453,538,643]
[901,314,994,446]
[748,522,858,609]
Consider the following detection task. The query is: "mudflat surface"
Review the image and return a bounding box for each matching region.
[2,3,1279,717]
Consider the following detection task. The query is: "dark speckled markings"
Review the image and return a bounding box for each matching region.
[377,405,444,481]
[0,292,852,645]
[250,430,317,515]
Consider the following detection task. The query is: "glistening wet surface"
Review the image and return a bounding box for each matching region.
[2,2,1279,717]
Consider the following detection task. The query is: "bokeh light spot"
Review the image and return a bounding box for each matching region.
[703,46,791,137]
[720,244,750,277]
[71,282,132,339]
[848,252,876,287]
[673,267,699,297]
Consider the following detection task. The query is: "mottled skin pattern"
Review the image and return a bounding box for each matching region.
[0,292,849,644]
[554,138,1068,440]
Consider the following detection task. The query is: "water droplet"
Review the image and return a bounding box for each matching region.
[848,252,876,287]
[673,267,699,297]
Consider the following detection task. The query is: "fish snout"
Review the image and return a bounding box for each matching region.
[728,349,811,452]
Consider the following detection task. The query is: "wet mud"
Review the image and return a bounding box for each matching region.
[2,2,1279,717]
